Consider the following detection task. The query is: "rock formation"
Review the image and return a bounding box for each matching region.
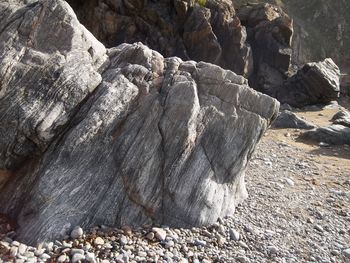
[0,0,279,244]
[272,110,316,130]
[276,58,340,108]
[66,0,252,76]
[299,110,350,145]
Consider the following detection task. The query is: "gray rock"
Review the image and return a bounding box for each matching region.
[94,237,105,246]
[70,226,84,239]
[272,110,316,129]
[229,229,240,241]
[277,58,340,107]
[57,254,68,263]
[72,253,85,263]
[119,235,128,246]
[299,124,350,145]
[0,0,279,244]
[331,110,350,128]
[343,248,350,258]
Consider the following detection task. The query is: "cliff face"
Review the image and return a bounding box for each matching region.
[233,0,350,74]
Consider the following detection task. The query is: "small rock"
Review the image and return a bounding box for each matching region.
[10,246,18,257]
[12,241,20,246]
[72,253,85,262]
[70,226,83,239]
[343,248,350,258]
[62,241,72,248]
[57,254,67,263]
[165,240,175,249]
[237,256,249,263]
[119,235,128,246]
[285,178,295,186]
[238,241,249,249]
[18,243,27,254]
[229,229,240,241]
[267,245,278,255]
[94,237,105,246]
[40,253,51,260]
[71,248,84,255]
[194,239,207,246]
[314,225,324,232]
[152,227,167,241]
[146,232,155,240]
[86,252,96,263]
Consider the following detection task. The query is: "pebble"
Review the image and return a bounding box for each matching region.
[10,246,18,257]
[72,253,85,262]
[314,225,324,232]
[146,232,155,240]
[194,239,207,246]
[71,248,84,255]
[285,178,295,186]
[343,248,350,258]
[86,252,96,262]
[267,245,278,255]
[229,229,240,241]
[70,226,84,239]
[165,240,175,248]
[18,243,27,254]
[152,227,167,241]
[238,241,249,249]
[94,237,105,245]
[57,254,68,262]
[119,235,128,246]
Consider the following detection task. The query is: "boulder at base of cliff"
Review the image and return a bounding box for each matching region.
[277,58,340,107]
[299,125,350,145]
[272,110,316,130]
[0,0,279,245]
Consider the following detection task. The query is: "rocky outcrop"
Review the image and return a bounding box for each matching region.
[277,59,340,107]
[272,110,316,130]
[0,0,279,244]
[299,110,350,145]
[237,3,293,95]
[66,0,252,76]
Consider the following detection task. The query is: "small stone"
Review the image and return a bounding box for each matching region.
[216,234,226,246]
[229,229,240,241]
[10,246,18,257]
[18,243,27,254]
[331,250,340,256]
[72,253,85,262]
[194,239,207,246]
[314,225,324,232]
[122,226,132,236]
[152,227,167,241]
[138,251,147,257]
[146,232,155,240]
[285,178,295,186]
[94,237,105,245]
[237,256,249,263]
[40,253,51,260]
[62,241,72,248]
[119,235,128,246]
[71,248,84,255]
[104,242,113,249]
[12,241,20,246]
[86,252,96,263]
[70,226,83,239]
[165,240,175,248]
[100,260,110,263]
[57,254,67,263]
[307,218,314,224]
[267,245,278,255]
[238,241,249,249]
[343,248,350,258]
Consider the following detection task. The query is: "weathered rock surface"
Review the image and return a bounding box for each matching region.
[300,124,350,145]
[272,110,316,130]
[277,58,341,108]
[66,0,252,76]
[331,110,350,128]
[237,3,293,95]
[0,0,279,244]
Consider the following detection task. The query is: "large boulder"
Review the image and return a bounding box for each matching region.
[0,0,279,244]
[272,110,316,130]
[66,0,252,76]
[277,58,340,107]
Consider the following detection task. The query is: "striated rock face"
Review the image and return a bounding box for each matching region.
[0,0,279,244]
[277,58,340,107]
[66,0,252,76]
[237,3,293,95]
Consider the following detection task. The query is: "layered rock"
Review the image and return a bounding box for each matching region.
[66,0,252,76]
[272,110,316,130]
[237,3,293,95]
[277,58,340,107]
[0,0,279,244]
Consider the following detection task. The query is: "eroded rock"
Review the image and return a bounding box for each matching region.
[272,110,316,130]
[0,0,278,244]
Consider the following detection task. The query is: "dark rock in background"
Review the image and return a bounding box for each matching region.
[66,0,252,76]
[277,58,340,108]
[300,125,350,146]
[331,110,350,128]
[0,0,279,244]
